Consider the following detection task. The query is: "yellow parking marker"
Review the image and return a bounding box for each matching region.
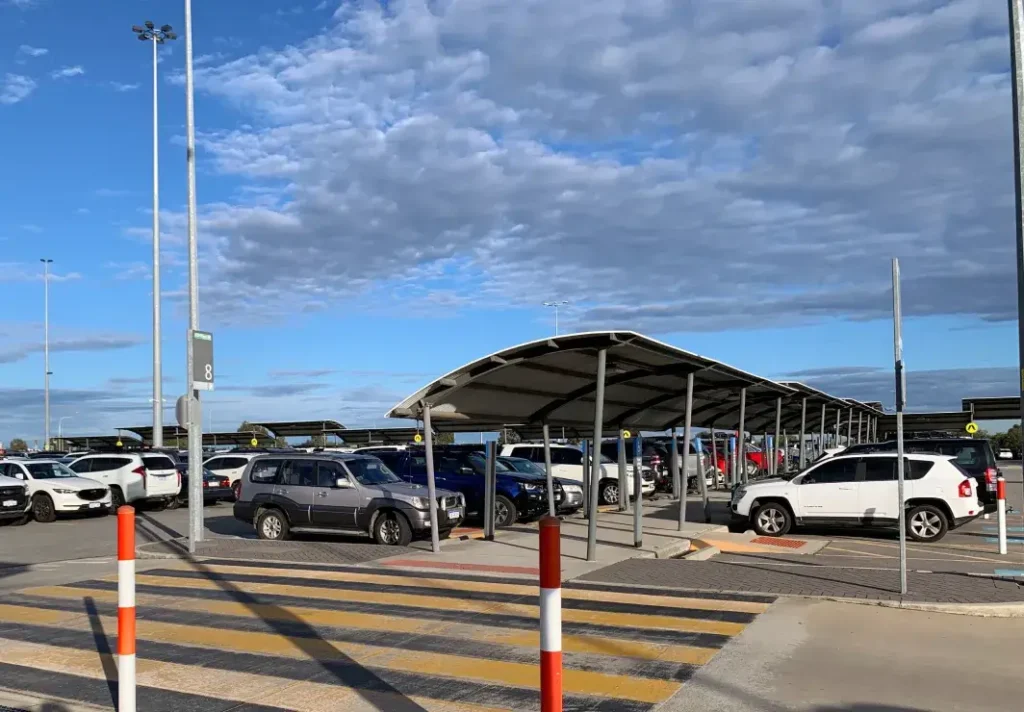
[165,564,771,613]
[497,630,718,666]
[0,637,507,712]
[0,604,83,626]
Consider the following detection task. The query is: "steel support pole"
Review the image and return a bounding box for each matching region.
[893,258,908,595]
[710,427,719,488]
[1008,0,1024,514]
[617,430,628,512]
[782,430,789,474]
[587,350,607,562]
[422,406,440,553]
[670,428,680,500]
[633,434,643,547]
[773,398,782,477]
[846,407,853,446]
[483,440,495,541]
[857,411,863,445]
[678,373,694,530]
[542,423,556,516]
[799,398,808,469]
[151,35,163,448]
[184,0,204,553]
[737,388,747,484]
[581,440,590,518]
[835,408,841,448]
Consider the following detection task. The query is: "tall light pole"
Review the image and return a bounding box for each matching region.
[1007,0,1024,502]
[543,300,569,336]
[133,21,176,448]
[184,0,204,553]
[40,258,52,451]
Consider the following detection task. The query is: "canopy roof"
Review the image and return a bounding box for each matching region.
[962,396,1020,421]
[876,411,972,435]
[249,420,346,438]
[120,425,190,445]
[61,435,142,449]
[335,427,424,446]
[387,331,797,432]
[203,431,278,447]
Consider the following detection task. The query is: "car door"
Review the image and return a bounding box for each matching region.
[550,447,584,483]
[275,459,315,526]
[310,460,361,528]
[435,453,481,512]
[856,456,897,522]
[795,457,859,520]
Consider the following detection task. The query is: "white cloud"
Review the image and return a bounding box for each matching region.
[110,82,139,92]
[154,0,1019,333]
[1,73,36,104]
[18,45,47,57]
[51,65,85,79]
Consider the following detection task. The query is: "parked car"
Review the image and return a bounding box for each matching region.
[840,438,1000,511]
[0,459,110,522]
[203,452,265,500]
[499,443,655,505]
[496,455,584,514]
[729,453,982,542]
[998,448,1014,460]
[68,452,180,509]
[167,468,233,509]
[377,447,548,526]
[233,452,464,545]
[0,471,30,525]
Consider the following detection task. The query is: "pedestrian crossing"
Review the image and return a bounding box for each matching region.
[0,558,776,711]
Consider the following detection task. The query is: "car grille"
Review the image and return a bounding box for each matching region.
[439,495,460,508]
[0,486,23,499]
[76,489,107,502]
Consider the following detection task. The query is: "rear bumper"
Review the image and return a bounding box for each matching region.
[201,486,233,501]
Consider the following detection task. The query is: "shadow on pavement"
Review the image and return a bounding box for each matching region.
[689,674,930,712]
[83,595,118,710]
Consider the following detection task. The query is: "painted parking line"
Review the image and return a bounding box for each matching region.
[0,559,777,711]
[994,569,1024,578]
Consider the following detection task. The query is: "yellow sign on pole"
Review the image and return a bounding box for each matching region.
[622,430,632,439]
[250,438,259,447]
[413,433,423,444]
[116,439,123,448]
[965,422,979,435]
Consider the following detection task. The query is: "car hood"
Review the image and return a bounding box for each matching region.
[742,477,790,489]
[38,477,108,490]
[373,482,460,500]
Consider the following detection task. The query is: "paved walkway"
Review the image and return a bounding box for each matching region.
[0,558,774,711]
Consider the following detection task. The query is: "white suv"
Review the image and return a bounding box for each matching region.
[730,453,982,543]
[499,443,656,505]
[203,453,264,500]
[0,459,111,522]
[69,453,180,509]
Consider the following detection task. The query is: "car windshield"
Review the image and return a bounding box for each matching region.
[466,452,513,473]
[502,457,545,476]
[347,458,403,485]
[26,462,77,479]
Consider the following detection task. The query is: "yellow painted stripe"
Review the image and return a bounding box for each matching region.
[0,637,507,712]
[0,604,81,626]
[185,563,770,613]
[496,630,718,666]
[109,574,745,635]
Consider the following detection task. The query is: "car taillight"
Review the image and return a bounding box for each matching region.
[985,467,998,484]
[177,472,181,489]
[958,479,972,498]
[133,465,147,490]
[221,478,230,488]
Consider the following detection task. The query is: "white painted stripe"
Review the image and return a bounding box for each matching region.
[118,653,136,712]
[539,587,561,652]
[117,560,135,608]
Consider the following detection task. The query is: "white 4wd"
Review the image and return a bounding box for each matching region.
[0,459,111,522]
[69,453,180,509]
[730,453,981,543]
[500,443,656,505]
[203,453,263,499]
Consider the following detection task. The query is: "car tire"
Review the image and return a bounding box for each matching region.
[751,502,792,537]
[906,504,948,543]
[32,493,57,523]
[599,479,619,506]
[149,498,168,512]
[372,510,412,546]
[4,514,29,527]
[745,461,759,477]
[109,487,126,510]
[495,495,519,528]
[256,509,290,541]
[231,481,241,501]
[165,495,183,510]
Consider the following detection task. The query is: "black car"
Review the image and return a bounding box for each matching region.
[497,455,584,514]
[167,467,233,509]
[842,438,1000,511]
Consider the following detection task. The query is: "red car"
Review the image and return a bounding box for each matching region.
[709,443,783,477]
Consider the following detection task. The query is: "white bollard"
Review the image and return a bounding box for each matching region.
[997,476,1007,556]
[118,505,136,712]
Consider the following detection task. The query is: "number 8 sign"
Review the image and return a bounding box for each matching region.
[192,330,215,391]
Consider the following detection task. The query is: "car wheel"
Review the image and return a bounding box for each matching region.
[256,509,290,541]
[231,481,241,501]
[149,498,168,512]
[745,461,759,477]
[109,487,126,510]
[165,495,183,510]
[373,510,412,546]
[7,514,29,527]
[752,502,792,537]
[494,495,519,528]
[32,493,57,523]
[906,504,948,543]
[599,480,618,506]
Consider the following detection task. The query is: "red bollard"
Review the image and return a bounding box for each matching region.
[539,516,562,712]
[117,505,137,712]
[997,476,1007,556]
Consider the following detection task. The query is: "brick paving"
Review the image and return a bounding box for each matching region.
[138,537,416,565]
[574,557,1024,603]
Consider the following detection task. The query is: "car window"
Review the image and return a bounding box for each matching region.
[316,461,347,487]
[142,456,174,470]
[344,458,403,486]
[89,458,117,473]
[907,460,935,480]
[3,464,26,480]
[552,448,583,466]
[281,460,317,487]
[249,459,283,485]
[802,458,857,484]
[69,459,92,473]
[26,462,76,479]
[204,458,226,471]
[905,441,994,470]
[861,457,896,482]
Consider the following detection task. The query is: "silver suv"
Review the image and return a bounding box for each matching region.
[233,452,465,546]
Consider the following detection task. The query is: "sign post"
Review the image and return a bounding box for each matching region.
[892,259,908,596]
[188,330,213,554]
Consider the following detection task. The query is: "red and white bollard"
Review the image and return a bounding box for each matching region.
[118,505,136,712]
[997,476,1007,556]
[539,516,562,712]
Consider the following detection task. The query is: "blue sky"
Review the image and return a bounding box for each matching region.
[1,0,1021,445]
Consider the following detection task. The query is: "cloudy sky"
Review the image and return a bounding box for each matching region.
[0,0,1020,445]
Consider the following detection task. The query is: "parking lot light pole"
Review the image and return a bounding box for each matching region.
[1007,0,1024,503]
[422,405,440,553]
[543,300,569,336]
[40,258,53,450]
[893,258,908,595]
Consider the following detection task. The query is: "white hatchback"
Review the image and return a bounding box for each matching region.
[730,453,982,543]
[0,459,111,522]
[203,453,265,500]
[69,453,180,509]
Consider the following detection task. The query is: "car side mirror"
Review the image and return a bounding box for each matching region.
[460,466,475,475]
[335,477,354,489]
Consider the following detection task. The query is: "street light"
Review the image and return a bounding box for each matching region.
[133,21,176,448]
[40,258,52,450]
[543,300,570,336]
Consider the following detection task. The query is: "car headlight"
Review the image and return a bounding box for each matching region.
[523,483,542,491]
[732,486,747,502]
[408,496,430,509]
[563,484,582,494]
[52,488,76,495]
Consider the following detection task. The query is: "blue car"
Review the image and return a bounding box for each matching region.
[375,447,548,527]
